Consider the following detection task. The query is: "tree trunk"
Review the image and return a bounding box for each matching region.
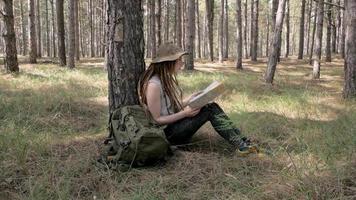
[206,0,214,61]
[3,0,19,72]
[243,0,248,58]
[285,0,290,58]
[36,0,42,58]
[29,0,37,63]
[67,0,75,69]
[196,0,201,59]
[340,7,345,58]
[45,0,50,57]
[298,0,305,59]
[89,0,95,57]
[271,0,280,62]
[20,0,28,55]
[164,0,169,42]
[325,0,332,62]
[306,0,312,55]
[312,0,324,79]
[157,0,162,46]
[51,0,56,57]
[236,0,243,69]
[252,0,259,61]
[336,0,341,53]
[106,0,145,113]
[182,0,186,49]
[185,0,195,70]
[149,0,156,57]
[75,0,80,60]
[176,0,182,47]
[343,0,356,98]
[265,0,286,84]
[250,0,254,59]
[223,0,229,59]
[219,0,224,62]
[309,2,317,64]
[56,0,66,66]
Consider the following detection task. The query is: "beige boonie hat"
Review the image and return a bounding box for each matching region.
[151,42,188,64]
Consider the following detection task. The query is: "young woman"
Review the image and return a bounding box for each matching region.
[138,43,256,154]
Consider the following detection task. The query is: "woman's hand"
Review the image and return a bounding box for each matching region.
[183,106,201,117]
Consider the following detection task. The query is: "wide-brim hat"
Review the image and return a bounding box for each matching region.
[151,42,188,64]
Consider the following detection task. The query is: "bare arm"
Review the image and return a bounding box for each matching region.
[146,82,200,125]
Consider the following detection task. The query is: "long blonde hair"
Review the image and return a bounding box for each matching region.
[138,60,183,113]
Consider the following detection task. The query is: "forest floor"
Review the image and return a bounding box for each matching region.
[1,56,355,199]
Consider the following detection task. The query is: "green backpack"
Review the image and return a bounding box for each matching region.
[102,105,172,168]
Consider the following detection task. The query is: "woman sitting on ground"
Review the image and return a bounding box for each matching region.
[138,43,256,154]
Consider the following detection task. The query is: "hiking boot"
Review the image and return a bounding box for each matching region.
[236,140,259,156]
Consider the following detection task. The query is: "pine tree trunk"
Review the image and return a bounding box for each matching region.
[336,0,341,54]
[157,0,162,46]
[164,0,169,42]
[223,0,228,59]
[56,0,66,66]
[343,0,356,98]
[252,0,259,61]
[206,0,214,61]
[250,0,254,59]
[340,7,345,58]
[67,0,75,68]
[149,0,156,57]
[45,0,50,57]
[312,0,324,79]
[36,0,42,58]
[309,2,317,64]
[285,0,290,58]
[176,0,182,47]
[325,0,332,62]
[265,0,286,84]
[20,0,28,55]
[51,0,56,57]
[266,5,270,57]
[106,0,145,113]
[243,0,248,59]
[219,0,224,62]
[196,0,201,59]
[298,0,305,59]
[75,0,80,60]
[3,0,19,72]
[29,0,37,63]
[236,0,243,69]
[306,0,312,55]
[271,0,280,62]
[182,0,186,49]
[185,0,195,70]
[89,0,95,57]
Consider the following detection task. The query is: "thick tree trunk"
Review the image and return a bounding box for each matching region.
[223,0,228,59]
[106,0,145,113]
[67,0,75,69]
[312,0,324,79]
[298,0,305,59]
[20,0,28,55]
[3,0,19,72]
[29,0,37,63]
[343,0,356,98]
[285,0,290,58]
[219,0,224,62]
[325,0,332,62]
[185,0,195,70]
[265,0,286,84]
[206,0,214,61]
[149,0,156,57]
[309,2,318,65]
[56,0,66,66]
[36,0,42,58]
[236,0,243,69]
[157,0,162,46]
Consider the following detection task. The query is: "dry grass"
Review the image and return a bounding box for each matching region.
[0,57,355,199]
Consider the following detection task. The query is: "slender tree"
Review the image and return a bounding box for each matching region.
[285,0,290,58]
[306,0,312,55]
[51,0,56,57]
[176,0,182,47]
[298,0,306,59]
[89,0,95,57]
[106,0,145,113]
[312,0,324,79]
[164,0,169,42]
[45,0,50,57]
[206,0,214,61]
[243,0,248,58]
[223,0,229,59]
[309,1,317,64]
[29,0,37,63]
[325,0,332,62]
[67,0,75,69]
[185,0,195,70]
[20,0,28,55]
[56,0,66,66]
[75,0,79,60]
[157,0,162,46]
[2,0,19,72]
[149,0,156,57]
[265,0,287,84]
[251,0,259,61]
[236,0,243,69]
[343,0,356,98]
[219,0,224,62]
[196,0,201,58]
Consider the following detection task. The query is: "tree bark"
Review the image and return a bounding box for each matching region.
[75,0,80,60]
[157,0,162,46]
[20,0,28,55]
[223,0,229,59]
[325,0,332,62]
[250,0,254,59]
[185,0,195,70]
[340,6,345,58]
[67,0,75,68]
[164,0,169,42]
[2,0,19,72]
[45,0,50,57]
[56,0,66,66]
[265,0,287,84]
[236,0,243,69]
[271,0,280,62]
[206,0,214,61]
[29,0,37,63]
[309,2,318,64]
[243,0,248,58]
[176,0,182,47]
[285,0,290,58]
[219,0,224,62]
[149,0,156,57]
[106,0,145,113]
[312,0,324,79]
[51,0,56,57]
[298,0,306,59]
[343,0,356,98]
[196,0,201,58]
[252,0,259,61]
[306,0,312,55]
[36,0,42,58]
